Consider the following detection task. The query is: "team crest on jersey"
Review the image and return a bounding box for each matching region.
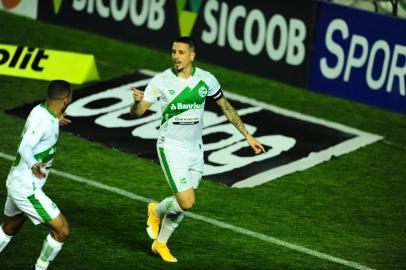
[198,86,208,97]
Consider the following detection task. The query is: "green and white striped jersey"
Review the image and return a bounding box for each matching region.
[7,103,59,195]
[144,67,221,147]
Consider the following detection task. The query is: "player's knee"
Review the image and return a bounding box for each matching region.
[179,198,195,211]
[1,215,26,236]
[2,224,20,236]
[60,226,70,241]
[55,226,70,242]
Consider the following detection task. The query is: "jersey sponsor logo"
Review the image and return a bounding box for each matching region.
[6,71,382,188]
[173,116,199,125]
[170,102,203,111]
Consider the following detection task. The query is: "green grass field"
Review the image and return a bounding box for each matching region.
[0,11,405,270]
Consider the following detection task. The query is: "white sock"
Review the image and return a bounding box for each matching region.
[35,264,47,270]
[36,234,64,269]
[155,196,184,216]
[0,225,12,253]
[157,213,185,244]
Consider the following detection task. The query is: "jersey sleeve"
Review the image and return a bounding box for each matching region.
[207,74,223,101]
[143,75,161,103]
[19,114,49,168]
[207,74,221,96]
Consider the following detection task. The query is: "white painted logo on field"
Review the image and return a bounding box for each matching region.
[64,69,382,188]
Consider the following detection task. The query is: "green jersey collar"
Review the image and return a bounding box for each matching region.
[171,66,196,78]
[40,103,57,118]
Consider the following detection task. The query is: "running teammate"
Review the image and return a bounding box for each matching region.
[0,80,72,270]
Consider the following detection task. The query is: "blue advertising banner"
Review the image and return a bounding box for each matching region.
[310,1,406,114]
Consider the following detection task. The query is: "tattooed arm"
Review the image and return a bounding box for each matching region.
[216,96,265,154]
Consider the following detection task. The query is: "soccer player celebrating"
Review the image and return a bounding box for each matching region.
[130,37,265,262]
[0,80,72,270]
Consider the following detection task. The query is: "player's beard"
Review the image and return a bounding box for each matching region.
[173,61,183,72]
[61,100,70,113]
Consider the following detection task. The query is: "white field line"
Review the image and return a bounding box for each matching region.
[0,151,375,270]
[383,139,406,151]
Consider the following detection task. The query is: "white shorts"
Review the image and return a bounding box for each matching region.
[4,189,60,225]
[157,143,204,193]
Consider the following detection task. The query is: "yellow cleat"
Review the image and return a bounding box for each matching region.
[146,202,160,239]
[151,240,178,263]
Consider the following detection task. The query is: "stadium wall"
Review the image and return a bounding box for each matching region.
[1,0,405,114]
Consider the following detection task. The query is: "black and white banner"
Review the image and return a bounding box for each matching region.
[6,71,382,187]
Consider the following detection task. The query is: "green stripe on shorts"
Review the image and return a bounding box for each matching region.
[159,147,178,193]
[27,194,52,222]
